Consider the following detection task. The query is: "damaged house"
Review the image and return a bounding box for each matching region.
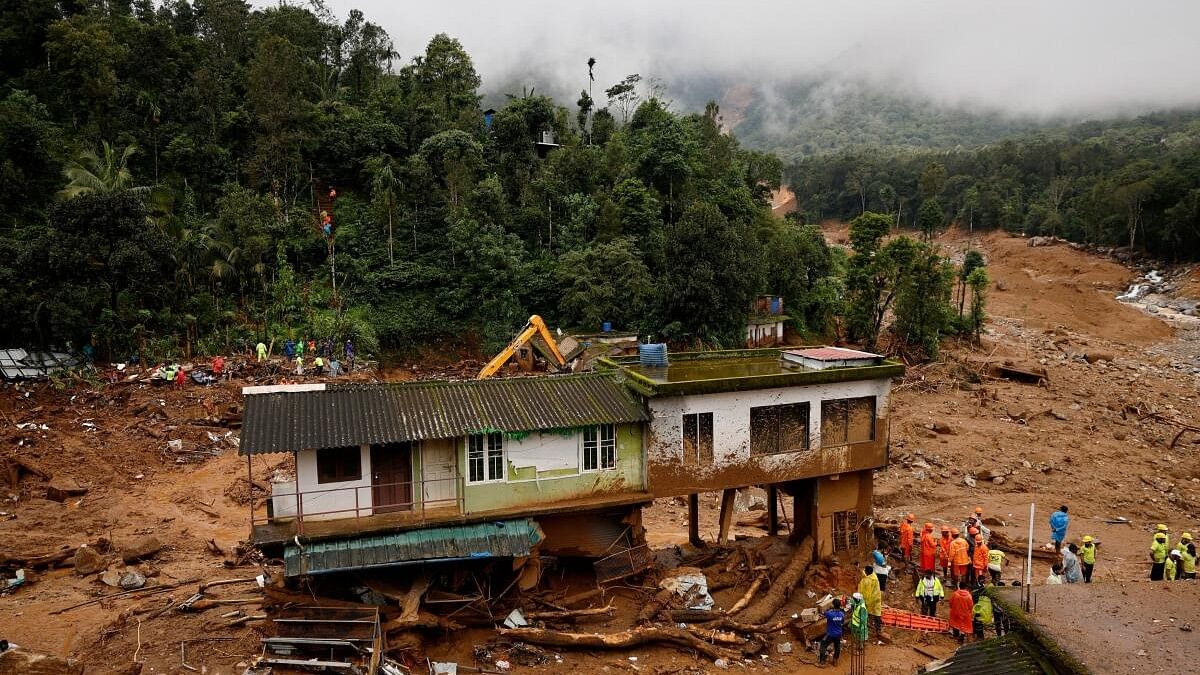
[599,346,902,559]
[240,346,901,580]
[240,375,652,577]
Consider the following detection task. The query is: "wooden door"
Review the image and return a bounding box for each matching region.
[421,442,458,510]
[371,443,413,514]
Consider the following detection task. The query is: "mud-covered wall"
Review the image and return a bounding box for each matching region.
[462,423,645,513]
[644,378,891,496]
[813,469,874,559]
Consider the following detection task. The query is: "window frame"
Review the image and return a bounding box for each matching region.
[681,412,714,465]
[820,396,877,447]
[315,446,363,484]
[832,509,860,553]
[749,402,810,455]
[467,432,505,484]
[582,423,618,472]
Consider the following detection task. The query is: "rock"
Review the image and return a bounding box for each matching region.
[100,568,123,587]
[982,517,1006,527]
[1114,431,1127,441]
[45,478,87,503]
[911,459,932,470]
[980,468,1006,481]
[776,641,793,654]
[1050,410,1069,421]
[1085,351,1115,364]
[0,646,86,675]
[1021,460,1033,469]
[992,477,1006,485]
[1029,236,1052,247]
[73,546,105,575]
[930,421,955,435]
[119,570,146,590]
[963,476,977,488]
[121,536,162,564]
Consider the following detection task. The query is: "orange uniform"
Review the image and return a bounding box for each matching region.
[919,524,937,571]
[939,532,953,569]
[973,540,990,574]
[950,536,970,579]
[949,588,974,634]
[900,518,915,559]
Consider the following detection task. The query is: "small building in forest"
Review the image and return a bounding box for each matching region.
[746,295,788,347]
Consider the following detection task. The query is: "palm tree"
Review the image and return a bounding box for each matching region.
[365,153,401,264]
[58,141,148,199]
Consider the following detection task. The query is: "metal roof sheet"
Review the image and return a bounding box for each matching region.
[932,634,1055,675]
[240,373,649,455]
[0,348,85,380]
[785,347,880,361]
[283,519,544,575]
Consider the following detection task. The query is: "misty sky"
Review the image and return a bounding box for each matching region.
[307,0,1200,117]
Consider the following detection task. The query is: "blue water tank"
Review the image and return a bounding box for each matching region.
[639,343,669,367]
[601,321,612,333]
[770,297,781,314]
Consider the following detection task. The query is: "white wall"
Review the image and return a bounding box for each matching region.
[283,445,373,521]
[505,431,580,476]
[646,378,891,468]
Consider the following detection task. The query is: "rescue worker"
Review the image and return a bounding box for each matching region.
[1167,550,1182,581]
[295,355,304,376]
[1179,532,1197,579]
[972,534,989,585]
[173,365,186,388]
[965,506,991,543]
[818,597,846,667]
[949,530,971,586]
[255,341,267,362]
[848,593,869,644]
[283,338,295,358]
[295,338,305,360]
[313,355,325,375]
[329,186,337,200]
[306,338,316,355]
[899,514,916,562]
[987,547,1007,584]
[344,339,355,369]
[1049,505,1069,552]
[1150,529,1170,581]
[1156,523,1171,551]
[919,522,937,572]
[1079,536,1098,583]
[972,590,994,639]
[858,566,883,639]
[948,582,974,644]
[914,569,944,617]
[965,527,979,580]
[1061,543,1082,583]
[938,526,954,576]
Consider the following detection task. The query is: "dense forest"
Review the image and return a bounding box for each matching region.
[787,111,1200,260]
[0,1,988,363]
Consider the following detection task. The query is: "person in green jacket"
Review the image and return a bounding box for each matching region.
[914,569,944,617]
[857,566,883,639]
[1167,550,1181,581]
[1080,535,1098,583]
[1179,532,1197,579]
[972,593,994,639]
[848,593,869,643]
[255,341,267,362]
[1150,531,1169,580]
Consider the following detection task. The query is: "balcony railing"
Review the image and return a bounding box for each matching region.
[254,476,465,536]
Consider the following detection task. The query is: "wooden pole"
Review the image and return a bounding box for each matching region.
[767,484,779,536]
[688,493,701,547]
[717,489,737,544]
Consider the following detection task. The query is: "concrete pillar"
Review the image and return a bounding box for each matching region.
[717,488,738,544]
[688,493,701,547]
[767,484,779,536]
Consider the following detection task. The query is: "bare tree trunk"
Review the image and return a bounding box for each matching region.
[736,536,814,625]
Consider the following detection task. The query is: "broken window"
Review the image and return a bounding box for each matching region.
[820,396,876,447]
[468,432,504,483]
[582,424,617,471]
[832,509,860,552]
[749,403,810,455]
[681,412,713,464]
[316,446,362,484]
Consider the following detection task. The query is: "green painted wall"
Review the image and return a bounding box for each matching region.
[459,423,645,513]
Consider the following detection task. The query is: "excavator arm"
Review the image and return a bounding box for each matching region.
[477,315,567,379]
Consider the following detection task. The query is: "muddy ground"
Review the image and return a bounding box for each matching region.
[1,228,1198,674]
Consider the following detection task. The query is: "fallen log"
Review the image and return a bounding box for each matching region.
[684,627,748,646]
[50,577,199,614]
[735,535,814,626]
[524,604,614,621]
[726,575,765,616]
[498,626,737,661]
[666,609,723,623]
[559,587,605,608]
[635,588,675,624]
[0,545,79,570]
[987,531,1060,562]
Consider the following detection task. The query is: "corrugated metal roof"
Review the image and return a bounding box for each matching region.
[240,373,649,455]
[785,347,880,361]
[932,634,1054,675]
[283,519,544,576]
[0,348,85,380]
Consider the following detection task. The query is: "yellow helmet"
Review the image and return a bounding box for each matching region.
[1183,532,1193,541]
[1156,524,1169,532]
[1082,536,1094,543]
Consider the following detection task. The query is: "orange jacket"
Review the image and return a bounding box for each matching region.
[950,537,970,566]
[939,535,953,563]
[949,589,974,633]
[900,521,914,548]
[973,543,990,571]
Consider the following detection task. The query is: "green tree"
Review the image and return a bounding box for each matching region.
[918,161,947,198]
[844,211,903,349]
[917,197,944,241]
[558,237,652,330]
[965,266,989,341]
[365,153,401,264]
[893,243,953,358]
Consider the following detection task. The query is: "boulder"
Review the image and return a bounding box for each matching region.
[73,546,105,576]
[121,536,162,564]
[119,570,146,590]
[963,476,977,488]
[1084,351,1115,364]
[992,476,1007,485]
[930,421,955,435]
[44,478,87,503]
[0,646,85,675]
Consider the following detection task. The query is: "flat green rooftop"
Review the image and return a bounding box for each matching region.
[598,348,905,397]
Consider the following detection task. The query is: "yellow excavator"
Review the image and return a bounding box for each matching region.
[477,315,567,379]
